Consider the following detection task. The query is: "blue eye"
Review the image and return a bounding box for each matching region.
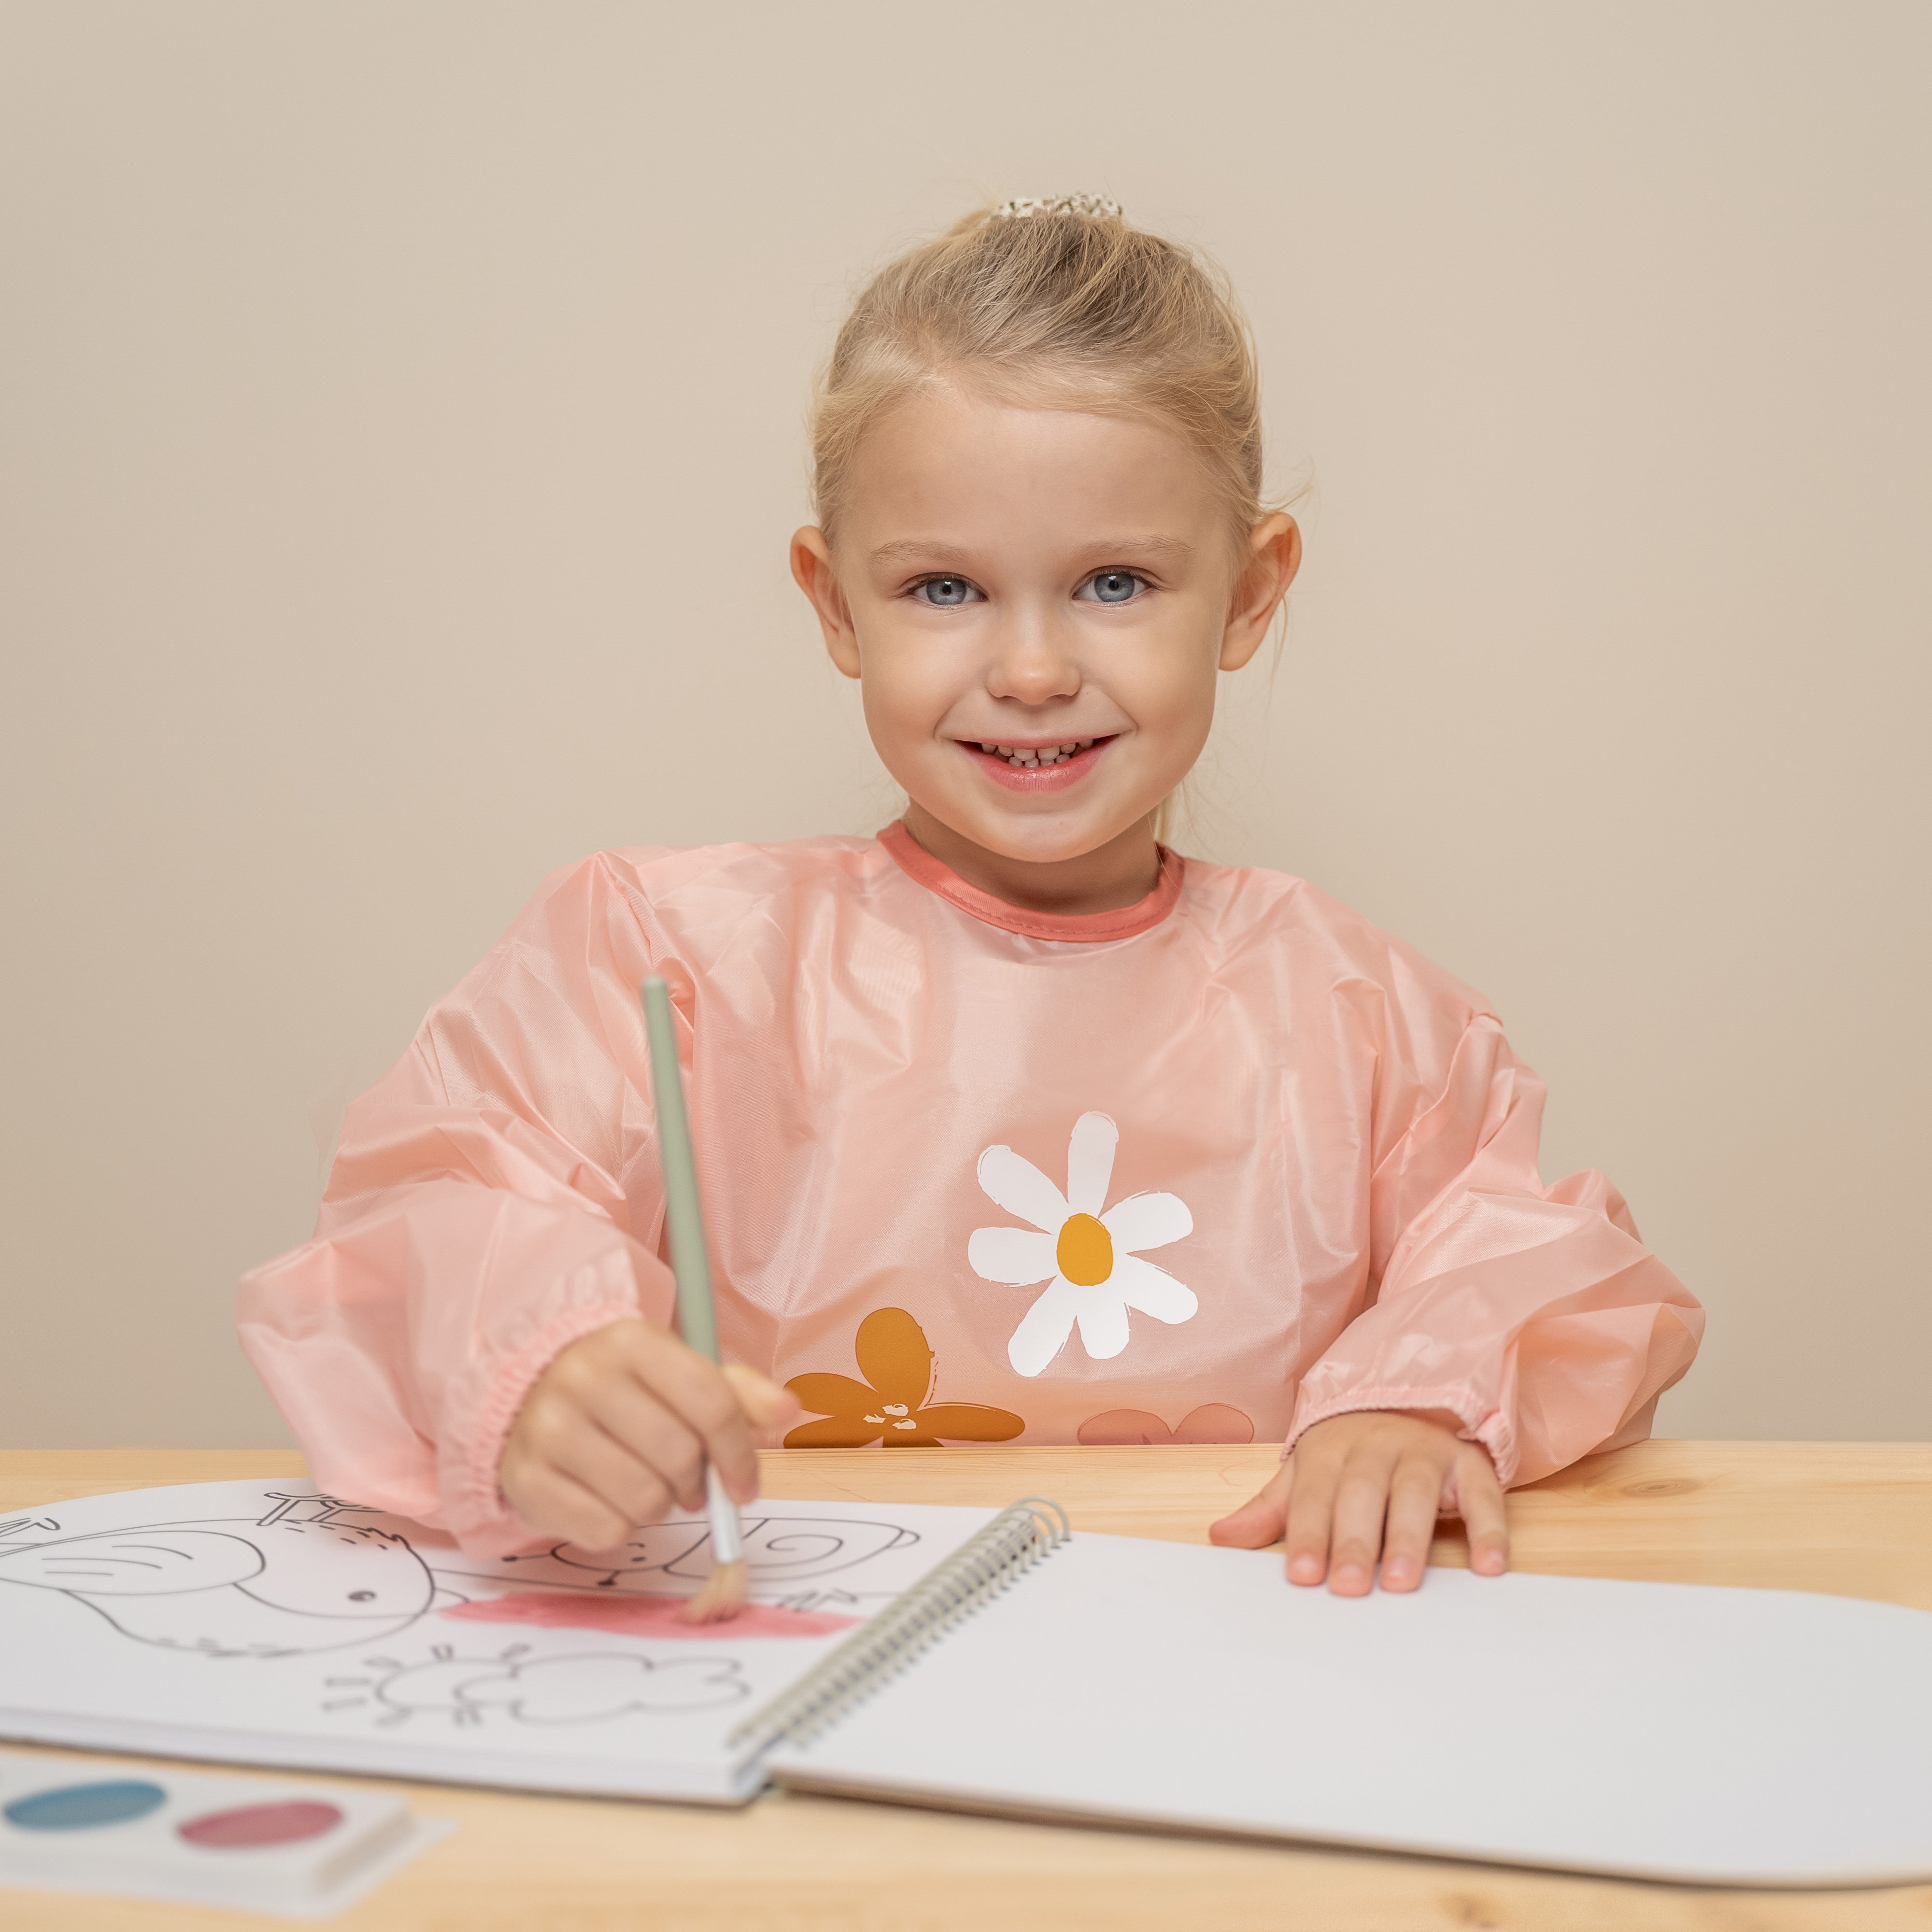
[916,576,980,607]
[1080,570,1144,604]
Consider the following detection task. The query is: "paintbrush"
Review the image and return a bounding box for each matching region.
[640,973,749,1625]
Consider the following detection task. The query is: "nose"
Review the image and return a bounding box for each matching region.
[984,602,1080,707]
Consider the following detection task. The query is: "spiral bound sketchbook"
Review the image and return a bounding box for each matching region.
[5,1483,1932,1884]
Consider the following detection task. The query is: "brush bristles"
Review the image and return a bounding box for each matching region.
[678,1558,749,1625]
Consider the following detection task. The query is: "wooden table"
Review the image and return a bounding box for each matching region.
[3,1441,1930,1931]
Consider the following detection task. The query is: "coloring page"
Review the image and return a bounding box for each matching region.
[0,1483,998,1794]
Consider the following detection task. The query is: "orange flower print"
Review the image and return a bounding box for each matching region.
[1077,1404,1255,1446]
[783,1308,1025,1449]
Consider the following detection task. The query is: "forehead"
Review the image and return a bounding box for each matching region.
[840,384,1224,552]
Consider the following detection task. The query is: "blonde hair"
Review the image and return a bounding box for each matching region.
[810,199,1272,553]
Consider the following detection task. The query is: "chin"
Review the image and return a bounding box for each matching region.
[966,812,1127,866]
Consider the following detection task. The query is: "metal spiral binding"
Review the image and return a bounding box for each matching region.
[727,1495,1071,1759]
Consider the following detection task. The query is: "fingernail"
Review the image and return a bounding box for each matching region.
[1334,1563,1368,1591]
[1383,1557,1415,1585]
[1288,1554,1322,1583]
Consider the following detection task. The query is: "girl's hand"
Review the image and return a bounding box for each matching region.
[499,1319,800,1551]
[1208,1410,1509,1594]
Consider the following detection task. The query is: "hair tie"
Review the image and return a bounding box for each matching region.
[992,194,1123,223]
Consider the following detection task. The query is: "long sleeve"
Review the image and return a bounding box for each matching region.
[238,855,676,1555]
[1285,1014,1704,1487]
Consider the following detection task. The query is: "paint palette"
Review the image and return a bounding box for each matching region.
[0,1747,452,1918]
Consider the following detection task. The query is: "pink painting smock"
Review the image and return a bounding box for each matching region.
[240,826,1703,1556]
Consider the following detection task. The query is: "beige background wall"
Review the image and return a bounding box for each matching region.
[2,2,1926,1449]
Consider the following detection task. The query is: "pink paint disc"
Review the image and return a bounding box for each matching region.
[177,1800,343,1848]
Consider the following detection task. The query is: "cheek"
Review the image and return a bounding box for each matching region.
[1115,633,1220,748]
[855,643,951,755]
[1142,695,1216,789]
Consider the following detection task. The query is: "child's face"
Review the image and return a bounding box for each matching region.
[794,385,1298,873]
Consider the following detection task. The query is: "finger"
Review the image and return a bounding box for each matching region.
[723,1362,803,1430]
[544,1422,677,1534]
[1326,1450,1399,1596]
[1378,1456,1445,1592]
[1453,1448,1511,1576]
[624,1335,761,1503]
[505,1389,684,1520]
[1208,1463,1293,1548]
[1283,1453,1339,1587]
[502,1459,634,1552]
[581,1377,709,1511]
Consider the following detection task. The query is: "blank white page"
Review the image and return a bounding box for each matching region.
[768,1533,1932,1885]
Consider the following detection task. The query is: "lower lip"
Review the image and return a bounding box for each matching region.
[958,739,1113,792]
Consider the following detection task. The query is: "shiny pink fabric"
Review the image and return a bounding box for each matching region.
[239,829,1703,1555]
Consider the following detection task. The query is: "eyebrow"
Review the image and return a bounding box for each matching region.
[868,536,1197,567]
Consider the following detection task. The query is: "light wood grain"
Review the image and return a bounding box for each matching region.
[2,1442,1928,1932]
[763,1438,1932,1608]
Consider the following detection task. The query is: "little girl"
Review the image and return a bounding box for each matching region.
[241,196,1703,1598]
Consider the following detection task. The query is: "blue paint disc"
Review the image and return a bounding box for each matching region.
[4,1780,169,1831]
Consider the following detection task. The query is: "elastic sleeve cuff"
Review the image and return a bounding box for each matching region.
[449,1297,638,1556]
[1283,1383,1517,1487]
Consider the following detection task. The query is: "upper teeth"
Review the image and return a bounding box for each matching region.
[980,739,1094,767]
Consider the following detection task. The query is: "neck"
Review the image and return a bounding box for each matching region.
[899,805,1164,917]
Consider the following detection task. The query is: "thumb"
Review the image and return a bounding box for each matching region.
[1208,1462,1294,1548]
[722,1362,802,1430]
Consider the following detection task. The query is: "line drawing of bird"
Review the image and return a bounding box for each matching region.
[0,1493,437,1658]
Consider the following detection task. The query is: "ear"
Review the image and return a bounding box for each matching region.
[791,527,862,680]
[1218,513,1301,673]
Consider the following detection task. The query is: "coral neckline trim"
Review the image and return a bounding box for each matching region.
[877,821,1184,943]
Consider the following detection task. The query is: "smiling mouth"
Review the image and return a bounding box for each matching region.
[967,737,1107,769]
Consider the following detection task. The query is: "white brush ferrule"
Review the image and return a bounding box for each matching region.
[705,1464,745,1564]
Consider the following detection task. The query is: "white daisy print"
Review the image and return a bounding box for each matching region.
[967,1112,1197,1377]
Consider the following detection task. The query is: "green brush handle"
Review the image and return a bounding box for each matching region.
[641,975,721,1365]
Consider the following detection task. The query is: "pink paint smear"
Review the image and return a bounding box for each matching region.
[440,1592,860,1639]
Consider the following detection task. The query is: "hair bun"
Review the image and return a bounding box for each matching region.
[992,194,1123,223]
